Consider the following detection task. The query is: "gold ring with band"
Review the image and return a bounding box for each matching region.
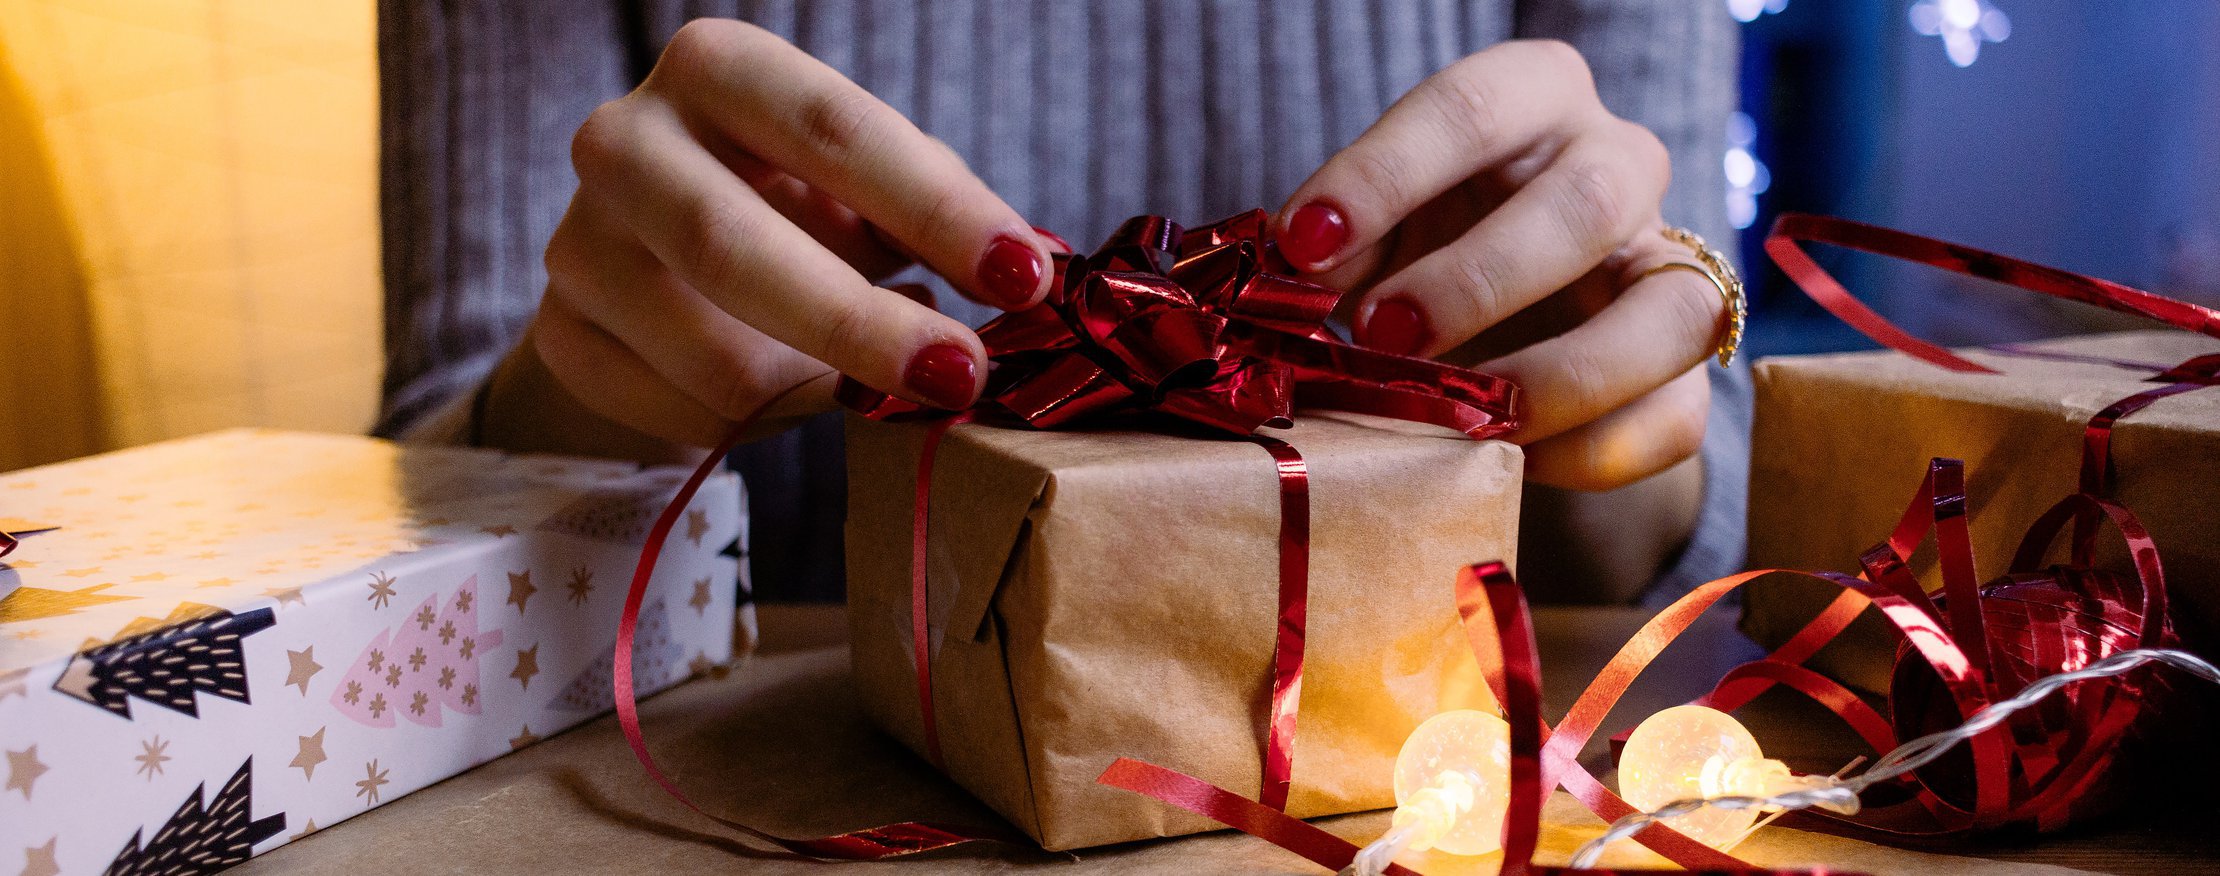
[1637,226,1747,367]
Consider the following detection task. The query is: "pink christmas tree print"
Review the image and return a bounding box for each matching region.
[551,597,681,713]
[331,575,505,728]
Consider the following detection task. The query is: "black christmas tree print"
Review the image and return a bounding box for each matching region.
[106,758,285,875]
[53,606,276,719]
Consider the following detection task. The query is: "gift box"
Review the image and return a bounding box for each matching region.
[844,412,1520,851]
[1740,329,2220,692]
[0,429,743,875]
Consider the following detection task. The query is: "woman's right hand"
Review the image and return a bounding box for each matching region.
[506,19,1055,453]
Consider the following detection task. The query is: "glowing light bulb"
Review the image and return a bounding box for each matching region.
[1350,710,1511,875]
[1617,705,1847,850]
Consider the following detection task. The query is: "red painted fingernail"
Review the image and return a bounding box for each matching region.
[1280,202,1349,269]
[1032,225,1074,254]
[978,236,1046,309]
[903,343,979,409]
[1358,297,1431,356]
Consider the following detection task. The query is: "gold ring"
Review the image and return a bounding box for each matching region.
[1641,226,1747,367]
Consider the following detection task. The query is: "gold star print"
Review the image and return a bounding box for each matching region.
[505,570,536,613]
[292,728,327,781]
[0,584,134,623]
[409,691,429,716]
[454,588,474,613]
[480,523,517,538]
[414,604,436,630]
[384,664,403,688]
[196,576,240,590]
[462,683,479,708]
[437,667,456,690]
[134,736,172,780]
[5,746,48,799]
[511,644,540,690]
[688,652,723,678]
[286,647,323,696]
[264,585,305,607]
[0,669,26,702]
[684,508,710,547]
[341,680,362,705]
[508,725,540,751]
[355,760,390,804]
[407,647,428,672]
[459,636,477,660]
[20,838,58,876]
[366,571,398,609]
[61,567,101,578]
[368,692,388,718]
[129,571,169,582]
[688,578,713,616]
[291,820,319,841]
[565,566,594,605]
[437,620,457,645]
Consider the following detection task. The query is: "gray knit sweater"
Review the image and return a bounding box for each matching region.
[375,0,1748,603]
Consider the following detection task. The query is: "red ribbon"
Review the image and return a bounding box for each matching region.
[615,380,1025,859]
[837,210,1519,440]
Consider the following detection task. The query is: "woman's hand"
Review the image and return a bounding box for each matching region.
[501,19,1056,455]
[1277,40,1726,492]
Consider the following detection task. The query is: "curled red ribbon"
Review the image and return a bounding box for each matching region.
[837,210,1520,440]
[1097,215,2217,873]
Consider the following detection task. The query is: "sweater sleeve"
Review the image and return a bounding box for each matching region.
[372,0,644,438]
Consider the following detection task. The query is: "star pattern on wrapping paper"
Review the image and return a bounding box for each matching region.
[134,735,172,780]
[565,566,594,606]
[291,820,319,841]
[366,572,398,609]
[286,647,323,696]
[0,669,26,702]
[292,727,327,781]
[19,838,58,876]
[263,585,305,607]
[511,644,540,690]
[61,567,101,578]
[684,509,710,547]
[355,760,390,804]
[5,746,47,799]
[688,578,713,616]
[505,570,535,613]
[687,652,724,679]
[130,571,169,582]
[509,725,540,751]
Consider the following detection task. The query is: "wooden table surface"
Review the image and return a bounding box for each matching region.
[237,604,2220,875]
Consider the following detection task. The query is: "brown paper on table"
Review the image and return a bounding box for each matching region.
[846,411,1523,850]
[1742,330,2220,692]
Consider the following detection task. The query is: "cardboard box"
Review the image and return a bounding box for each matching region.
[845,413,1520,850]
[0,430,744,875]
[1741,331,2220,692]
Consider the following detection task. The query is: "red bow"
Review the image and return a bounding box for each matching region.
[838,210,1520,439]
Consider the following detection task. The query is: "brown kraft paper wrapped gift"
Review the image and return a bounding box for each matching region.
[1741,330,2220,692]
[845,411,1521,851]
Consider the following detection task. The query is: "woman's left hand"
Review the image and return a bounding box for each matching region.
[1276,40,1726,492]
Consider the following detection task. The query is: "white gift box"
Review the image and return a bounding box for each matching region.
[0,430,746,875]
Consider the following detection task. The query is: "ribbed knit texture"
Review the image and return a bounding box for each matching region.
[376,1,1745,601]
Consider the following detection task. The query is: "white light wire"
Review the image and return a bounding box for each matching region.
[1567,647,2220,869]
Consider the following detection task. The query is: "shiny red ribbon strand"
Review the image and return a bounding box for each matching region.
[1252,434,1311,812]
[614,379,1023,860]
[0,530,16,559]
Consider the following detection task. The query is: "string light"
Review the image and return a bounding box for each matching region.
[1350,648,2217,874]
[1570,647,2220,869]
[1725,0,1789,24]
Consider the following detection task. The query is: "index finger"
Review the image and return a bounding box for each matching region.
[648,20,1052,310]
[1274,40,1603,273]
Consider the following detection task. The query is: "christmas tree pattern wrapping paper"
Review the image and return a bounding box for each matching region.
[0,429,746,876]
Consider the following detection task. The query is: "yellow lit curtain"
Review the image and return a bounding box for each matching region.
[0,1,381,473]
